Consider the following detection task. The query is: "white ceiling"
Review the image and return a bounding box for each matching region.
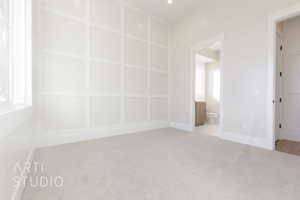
[123,0,203,24]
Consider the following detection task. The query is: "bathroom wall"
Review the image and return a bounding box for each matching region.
[205,61,220,115]
[34,0,169,146]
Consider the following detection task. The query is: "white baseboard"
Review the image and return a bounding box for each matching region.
[169,122,194,132]
[219,132,273,150]
[11,147,35,200]
[36,121,274,151]
[168,123,273,150]
[37,121,169,148]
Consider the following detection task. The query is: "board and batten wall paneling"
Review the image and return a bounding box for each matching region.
[35,0,169,139]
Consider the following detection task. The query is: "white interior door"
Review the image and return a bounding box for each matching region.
[279,16,300,142]
[280,49,300,141]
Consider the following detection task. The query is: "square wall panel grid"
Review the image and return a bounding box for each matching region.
[36,0,169,132]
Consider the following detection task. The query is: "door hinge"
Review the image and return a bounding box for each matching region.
[280,72,283,77]
[280,45,283,51]
[279,97,282,103]
[279,123,282,129]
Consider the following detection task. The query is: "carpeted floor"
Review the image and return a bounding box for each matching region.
[276,140,300,156]
[22,128,300,200]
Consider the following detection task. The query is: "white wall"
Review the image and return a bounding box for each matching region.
[169,0,299,149]
[34,0,169,146]
[0,108,35,200]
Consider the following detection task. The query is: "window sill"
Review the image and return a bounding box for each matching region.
[0,104,33,141]
[0,104,32,117]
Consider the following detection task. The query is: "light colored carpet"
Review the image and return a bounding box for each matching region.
[22,128,300,200]
[195,124,220,136]
[276,140,300,156]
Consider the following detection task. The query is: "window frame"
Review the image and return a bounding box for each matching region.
[0,0,10,104]
[0,0,32,113]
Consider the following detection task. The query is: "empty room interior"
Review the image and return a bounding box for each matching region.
[2,0,300,199]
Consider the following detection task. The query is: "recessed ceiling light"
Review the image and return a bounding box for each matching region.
[168,0,173,4]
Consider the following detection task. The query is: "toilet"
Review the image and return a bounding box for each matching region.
[206,112,219,124]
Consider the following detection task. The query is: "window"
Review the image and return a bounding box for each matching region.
[0,0,32,110]
[0,0,9,103]
[212,70,220,102]
[195,55,206,101]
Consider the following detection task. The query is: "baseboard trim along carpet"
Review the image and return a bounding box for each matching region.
[169,122,194,132]
[36,121,169,148]
[36,121,273,150]
[219,132,273,150]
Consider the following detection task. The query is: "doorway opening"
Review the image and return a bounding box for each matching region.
[274,15,300,156]
[192,37,223,136]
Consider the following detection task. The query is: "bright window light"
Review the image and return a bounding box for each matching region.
[195,56,206,101]
[0,0,32,109]
[212,70,220,102]
[0,0,10,103]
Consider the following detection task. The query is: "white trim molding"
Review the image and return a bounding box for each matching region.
[37,121,169,147]
[169,122,194,132]
[219,132,273,150]
[36,1,170,143]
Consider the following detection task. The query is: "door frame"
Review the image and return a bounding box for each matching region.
[274,33,283,142]
[190,34,224,133]
[268,3,300,150]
